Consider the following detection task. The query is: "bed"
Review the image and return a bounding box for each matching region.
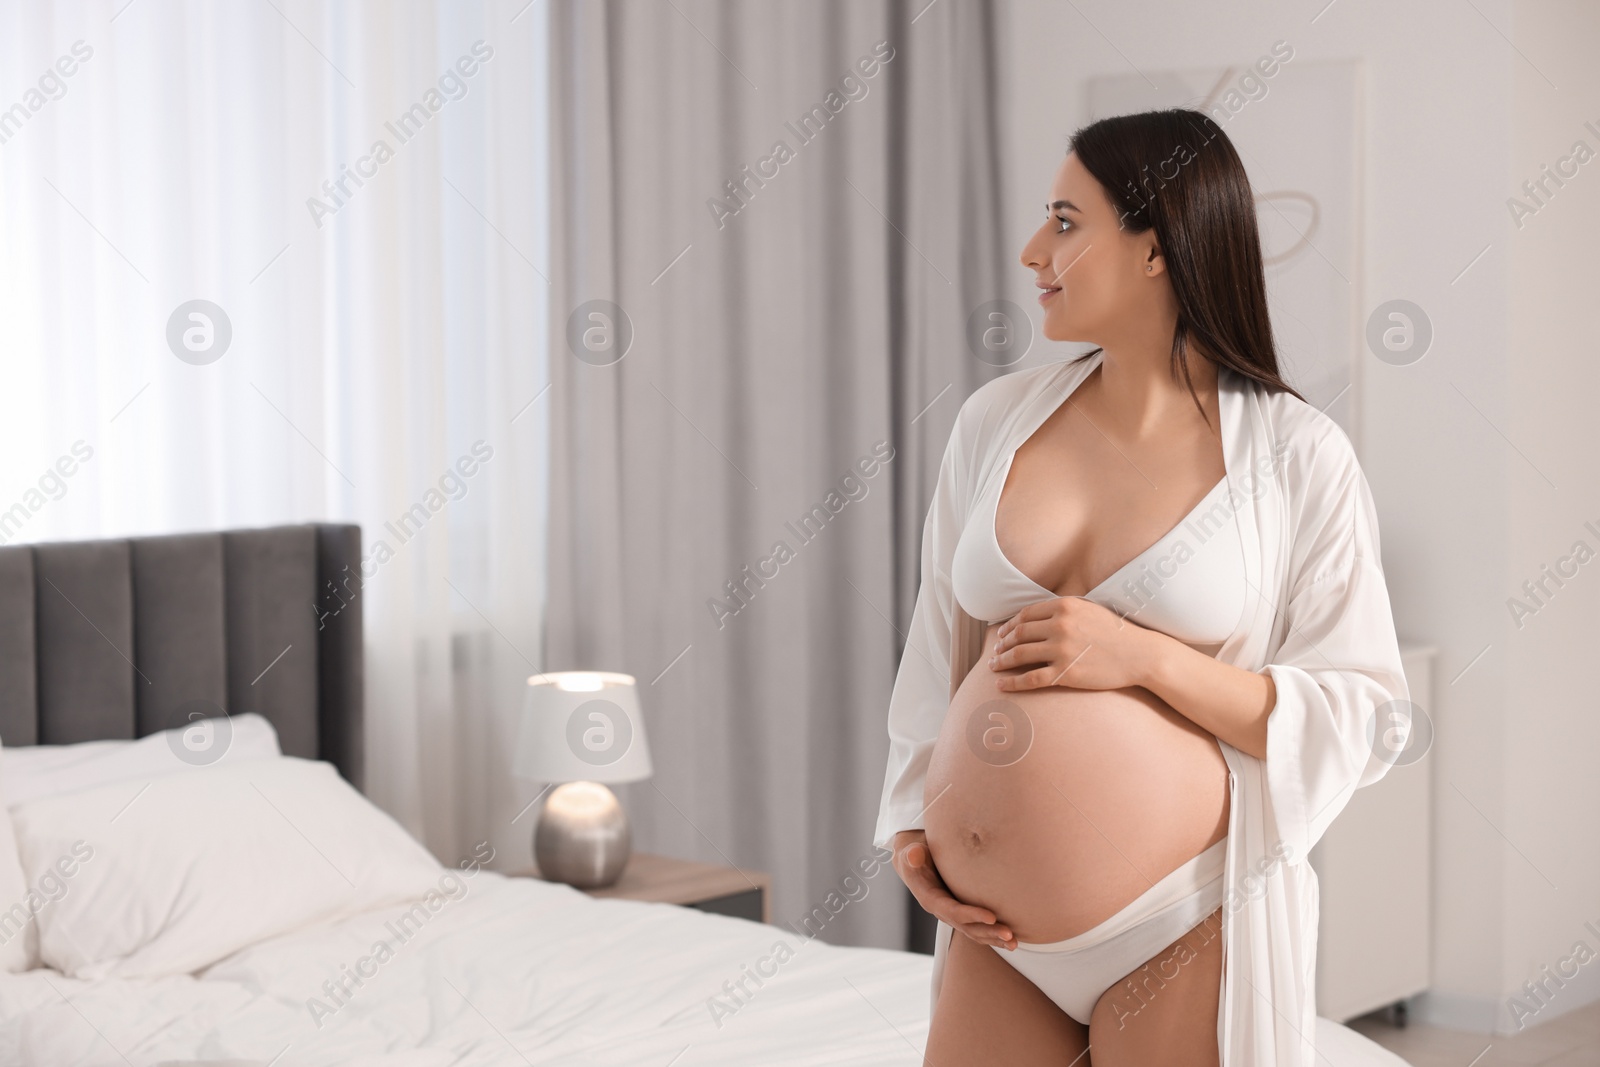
[0,874,932,1065]
[0,524,1407,1066]
[0,523,934,1066]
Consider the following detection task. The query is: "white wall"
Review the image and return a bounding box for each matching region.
[994,0,1589,1036]
[1502,0,1600,1036]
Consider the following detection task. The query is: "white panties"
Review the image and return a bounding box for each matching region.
[933,837,1228,1027]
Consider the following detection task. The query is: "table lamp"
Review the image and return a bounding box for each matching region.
[514,671,653,889]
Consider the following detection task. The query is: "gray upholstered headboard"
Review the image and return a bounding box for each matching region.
[0,523,364,789]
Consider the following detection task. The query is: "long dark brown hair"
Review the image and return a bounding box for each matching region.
[1064,107,1306,424]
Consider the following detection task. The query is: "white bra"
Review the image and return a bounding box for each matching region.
[950,449,1248,654]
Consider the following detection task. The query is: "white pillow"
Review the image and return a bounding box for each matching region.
[1,711,282,807]
[0,713,282,973]
[0,785,31,973]
[10,756,444,979]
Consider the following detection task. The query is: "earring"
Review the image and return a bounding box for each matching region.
[1146,265,1153,272]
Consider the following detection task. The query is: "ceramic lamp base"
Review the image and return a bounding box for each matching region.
[534,781,632,889]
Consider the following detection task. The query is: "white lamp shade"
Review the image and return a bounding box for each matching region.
[514,671,653,784]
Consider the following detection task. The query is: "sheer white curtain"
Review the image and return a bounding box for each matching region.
[0,0,549,868]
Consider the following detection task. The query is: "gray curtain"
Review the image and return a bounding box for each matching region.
[546,0,1010,951]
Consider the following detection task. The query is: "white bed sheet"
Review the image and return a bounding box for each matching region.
[0,869,1411,1066]
[0,871,932,1066]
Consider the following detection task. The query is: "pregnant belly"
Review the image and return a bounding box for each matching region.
[923,620,1230,944]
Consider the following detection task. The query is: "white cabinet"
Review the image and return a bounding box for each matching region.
[1309,643,1436,1022]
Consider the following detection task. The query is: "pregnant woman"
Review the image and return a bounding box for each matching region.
[873,108,1410,1066]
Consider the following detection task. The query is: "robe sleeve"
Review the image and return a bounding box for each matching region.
[871,407,968,853]
[1261,431,1410,865]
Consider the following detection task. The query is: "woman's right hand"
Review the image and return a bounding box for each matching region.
[891,829,1017,950]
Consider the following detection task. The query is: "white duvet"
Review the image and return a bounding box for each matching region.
[0,872,932,1066]
[0,868,1416,1066]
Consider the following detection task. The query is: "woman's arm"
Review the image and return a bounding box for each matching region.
[873,404,970,852]
[991,597,1276,758]
[990,602,1275,759]
[1136,633,1274,760]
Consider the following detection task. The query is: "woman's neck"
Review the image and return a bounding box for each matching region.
[1087,345,1220,440]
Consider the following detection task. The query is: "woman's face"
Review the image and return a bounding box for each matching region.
[1019,152,1162,343]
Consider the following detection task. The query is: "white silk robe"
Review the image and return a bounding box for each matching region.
[872,351,1410,1066]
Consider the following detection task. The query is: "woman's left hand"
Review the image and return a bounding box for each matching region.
[989,596,1158,692]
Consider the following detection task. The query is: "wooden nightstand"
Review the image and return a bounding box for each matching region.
[516,852,772,923]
